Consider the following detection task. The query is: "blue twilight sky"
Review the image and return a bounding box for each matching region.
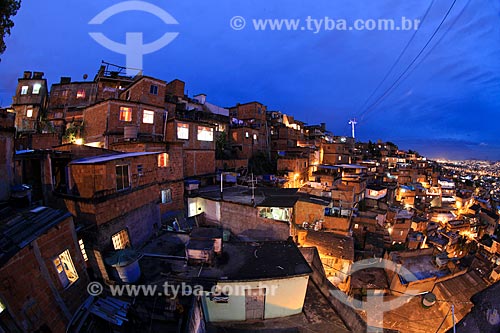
[1,0,499,160]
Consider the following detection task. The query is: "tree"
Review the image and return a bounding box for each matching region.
[0,0,21,57]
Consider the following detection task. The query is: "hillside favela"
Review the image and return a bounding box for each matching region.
[1,1,500,333]
[0,64,498,333]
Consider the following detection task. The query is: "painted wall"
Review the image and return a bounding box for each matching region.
[202,276,309,322]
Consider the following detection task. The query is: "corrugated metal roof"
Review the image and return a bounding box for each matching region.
[0,206,72,267]
[70,152,158,164]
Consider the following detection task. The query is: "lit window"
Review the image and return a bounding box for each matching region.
[177,123,189,140]
[53,249,79,288]
[112,229,130,250]
[116,164,130,191]
[150,85,158,95]
[245,132,249,138]
[21,86,29,95]
[197,126,213,141]
[143,110,154,124]
[354,224,359,229]
[0,299,5,314]
[119,106,132,122]
[26,109,33,118]
[78,239,88,261]
[158,153,169,167]
[33,83,42,94]
[338,156,342,161]
[253,134,257,140]
[161,188,172,204]
[76,89,85,99]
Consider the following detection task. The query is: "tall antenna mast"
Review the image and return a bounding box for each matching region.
[348,118,358,139]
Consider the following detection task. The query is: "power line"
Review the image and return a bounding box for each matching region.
[394,0,473,93]
[356,0,437,114]
[358,0,459,120]
[435,306,453,333]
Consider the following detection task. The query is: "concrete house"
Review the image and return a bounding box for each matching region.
[201,240,312,322]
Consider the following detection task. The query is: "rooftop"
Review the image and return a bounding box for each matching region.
[389,251,452,281]
[198,185,299,207]
[303,231,354,261]
[70,152,158,164]
[140,234,312,283]
[0,205,71,266]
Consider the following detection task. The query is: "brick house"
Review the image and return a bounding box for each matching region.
[110,141,186,218]
[83,99,168,148]
[47,78,98,135]
[61,152,161,281]
[165,118,216,179]
[11,71,48,135]
[229,101,269,153]
[0,206,89,333]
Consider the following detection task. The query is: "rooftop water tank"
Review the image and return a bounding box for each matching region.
[105,248,142,283]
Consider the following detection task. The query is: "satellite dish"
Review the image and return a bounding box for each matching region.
[83,74,88,80]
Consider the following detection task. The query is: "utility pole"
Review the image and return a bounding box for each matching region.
[349,118,358,139]
[249,173,257,206]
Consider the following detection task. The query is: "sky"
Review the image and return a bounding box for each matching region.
[1,0,499,160]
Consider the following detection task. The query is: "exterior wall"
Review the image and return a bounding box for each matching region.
[221,201,290,239]
[48,81,97,125]
[188,197,221,222]
[84,101,166,147]
[109,141,185,213]
[192,198,290,240]
[166,79,185,98]
[166,120,216,177]
[0,110,15,201]
[12,74,48,133]
[294,200,326,226]
[323,216,351,234]
[300,247,367,332]
[392,219,412,243]
[323,143,351,165]
[202,276,309,322]
[277,158,308,174]
[230,102,267,123]
[215,159,248,171]
[13,104,44,133]
[92,202,160,249]
[159,181,185,215]
[229,127,260,159]
[31,133,60,149]
[184,150,216,177]
[0,217,88,333]
[119,77,166,108]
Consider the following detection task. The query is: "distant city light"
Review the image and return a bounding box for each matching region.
[74,138,84,145]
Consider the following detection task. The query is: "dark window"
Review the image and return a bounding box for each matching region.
[150,85,158,95]
[116,165,130,191]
